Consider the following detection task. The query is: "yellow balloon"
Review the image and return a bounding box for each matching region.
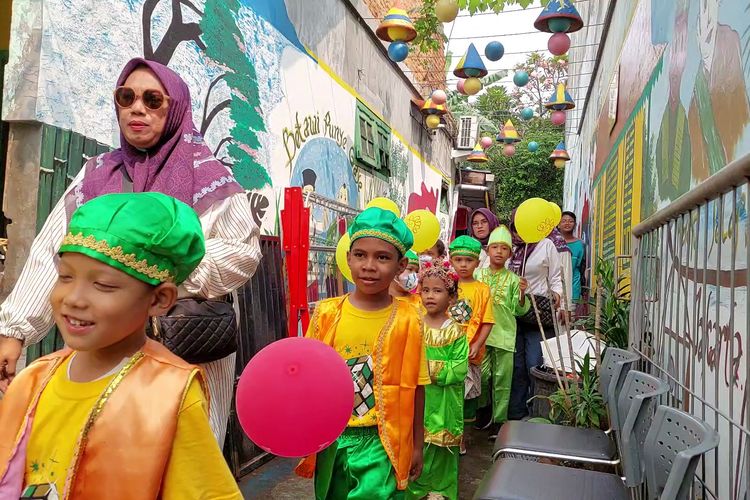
[404,210,441,253]
[425,115,441,129]
[548,201,562,227]
[515,198,557,244]
[463,77,482,96]
[435,0,459,23]
[366,197,401,217]
[335,233,354,283]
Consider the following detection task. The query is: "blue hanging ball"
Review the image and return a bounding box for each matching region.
[521,107,534,120]
[388,42,409,63]
[527,141,539,153]
[513,71,530,87]
[485,41,505,61]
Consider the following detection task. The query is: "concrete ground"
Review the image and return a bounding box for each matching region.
[240,426,494,499]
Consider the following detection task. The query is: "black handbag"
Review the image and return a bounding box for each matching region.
[150,297,238,365]
[518,294,555,328]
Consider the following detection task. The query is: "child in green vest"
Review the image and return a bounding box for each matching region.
[475,225,529,438]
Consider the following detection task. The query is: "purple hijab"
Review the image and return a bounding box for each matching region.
[508,209,570,273]
[469,208,500,246]
[65,58,243,217]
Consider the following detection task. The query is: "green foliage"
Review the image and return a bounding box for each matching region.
[414,0,547,52]
[484,118,565,221]
[547,352,608,428]
[200,0,270,189]
[576,258,630,349]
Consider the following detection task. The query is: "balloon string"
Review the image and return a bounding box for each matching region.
[520,243,528,277]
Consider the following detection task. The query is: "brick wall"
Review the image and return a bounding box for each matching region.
[363,0,447,95]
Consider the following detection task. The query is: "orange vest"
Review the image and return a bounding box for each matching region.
[462,281,492,364]
[295,295,423,490]
[0,340,206,500]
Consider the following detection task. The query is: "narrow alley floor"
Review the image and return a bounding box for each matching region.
[239,426,494,499]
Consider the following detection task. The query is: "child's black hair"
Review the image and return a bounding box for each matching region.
[434,239,446,257]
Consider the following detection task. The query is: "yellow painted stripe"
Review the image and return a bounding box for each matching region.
[304,46,450,182]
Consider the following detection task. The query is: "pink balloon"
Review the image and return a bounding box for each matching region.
[548,32,571,56]
[480,136,493,149]
[551,110,566,126]
[503,144,516,156]
[431,89,448,105]
[457,79,466,95]
[236,337,354,457]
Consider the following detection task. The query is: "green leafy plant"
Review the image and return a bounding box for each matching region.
[576,258,630,349]
[547,353,607,428]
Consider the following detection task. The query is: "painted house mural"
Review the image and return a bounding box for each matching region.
[564,1,750,497]
[2,0,451,241]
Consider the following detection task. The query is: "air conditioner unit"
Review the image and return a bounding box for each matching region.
[456,116,478,150]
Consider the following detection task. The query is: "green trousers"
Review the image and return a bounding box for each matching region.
[405,443,459,500]
[314,426,403,500]
[479,346,514,424]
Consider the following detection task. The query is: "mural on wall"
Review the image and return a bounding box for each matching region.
[2,0,448,237]
[564,1,750,498]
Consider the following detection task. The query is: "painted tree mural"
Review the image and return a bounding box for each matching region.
[142,0,270,189]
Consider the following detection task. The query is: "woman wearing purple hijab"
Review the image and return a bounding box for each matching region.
[506,210,572,420]
[0,58,261,449]
[469,208,500,268]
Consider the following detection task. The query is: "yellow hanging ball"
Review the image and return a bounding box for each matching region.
[554,158,567,169]
[335,233,354,283]
[435,0,459,23]
[387,26,411,42]
[425,115,441,129]
[463,77,482,96]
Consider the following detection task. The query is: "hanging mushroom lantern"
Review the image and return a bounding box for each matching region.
[420,93,448,129]
[466,143,489,163]
[376,4,417,63]
[549,141,570,169]
[544,83,575,125]
[534,0,584,57]
[453,43,487,96]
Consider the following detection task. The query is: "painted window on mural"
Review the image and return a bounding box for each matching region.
[355,101,391,175]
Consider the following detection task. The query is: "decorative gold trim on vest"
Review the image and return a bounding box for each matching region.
[351,229,407,255]
[423,322,464,347]
[427,360,445,382]
[62,352,145,500]
[373,302,400,486]
[62,232,174,283]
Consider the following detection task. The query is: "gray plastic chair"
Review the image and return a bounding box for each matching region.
[492,347,639,465]
[617,370,669,486]
[473,404,719,500]
[643,405,720,500]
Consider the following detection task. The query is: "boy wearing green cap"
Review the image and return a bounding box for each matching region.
[296,207,430,498]
[475,225,529,438]
[449,235,494,442]
[0,193,240,499]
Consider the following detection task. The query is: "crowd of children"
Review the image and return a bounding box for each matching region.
[0,196,542,500]
[298,207,535,499]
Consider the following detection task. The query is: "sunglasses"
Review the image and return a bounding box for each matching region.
[114,86,169,110]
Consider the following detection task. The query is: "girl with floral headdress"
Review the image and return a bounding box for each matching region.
[406,260,468,500]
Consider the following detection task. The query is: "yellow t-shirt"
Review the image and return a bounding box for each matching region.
[458,280,495,343]
[335,298,430,427]
[24,355,241,499]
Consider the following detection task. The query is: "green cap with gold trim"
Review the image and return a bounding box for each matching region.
[449,235,482,259]
[406,250,419,265]
[348,207,414,256]
[59,192,205,285]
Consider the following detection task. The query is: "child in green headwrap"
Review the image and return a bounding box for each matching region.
[0,193,240,499]
[475,225,530,438]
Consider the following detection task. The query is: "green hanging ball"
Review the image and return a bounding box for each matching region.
[547,18,572,33]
